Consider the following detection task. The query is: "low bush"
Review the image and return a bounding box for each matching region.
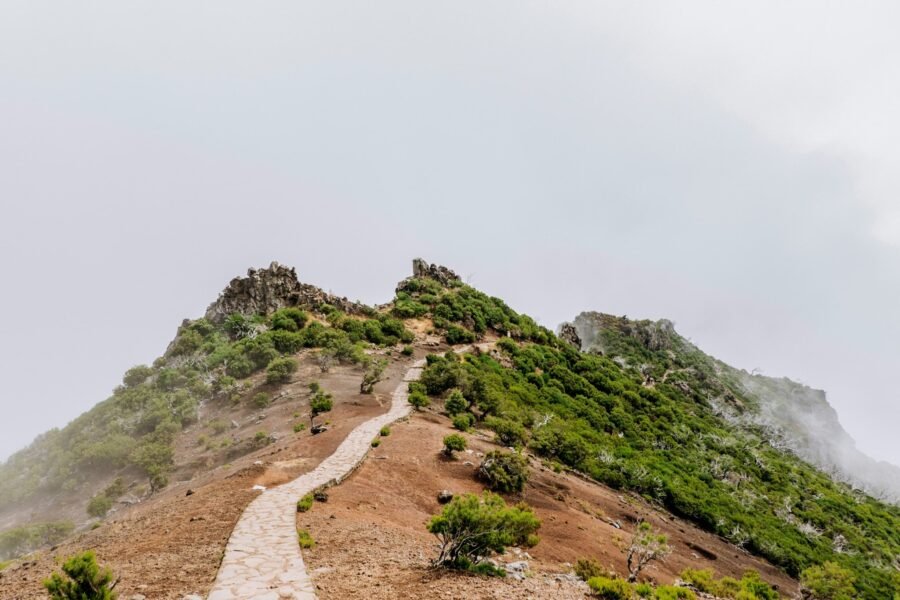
[452,413,474,431]
[86,495,113,519]
[653,586,695,600]
[371,438,381,448]
[444,389,468,415]
[800,562,857,600]
[252,392,270,408]
[297,529,315,549]
[296,494,314,513]
[293,423,306,433]
[379,426,391,437]
[265,357,298,384]
[586,576,632,600]
[574,557,606,582]
[408,390,430,410]
[478,451,529,493]
[443,434,467,457]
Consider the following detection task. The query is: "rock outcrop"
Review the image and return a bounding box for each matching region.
[204,262,369,323]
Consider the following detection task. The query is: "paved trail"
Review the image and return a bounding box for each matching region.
[207,359,425,600]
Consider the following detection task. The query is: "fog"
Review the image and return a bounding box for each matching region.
[2,2,900,472]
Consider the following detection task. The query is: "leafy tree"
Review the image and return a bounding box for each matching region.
[477,451,529,493]
[443,434,467,457]
[485,416,529,447]
[266,357,298,384]
[44,551,118,600]
[626,521,670,582]
[270,308,308,331]
[427,492,540,569]
[800,562,857,600]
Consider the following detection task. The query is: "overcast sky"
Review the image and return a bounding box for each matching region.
[2,2,900,468]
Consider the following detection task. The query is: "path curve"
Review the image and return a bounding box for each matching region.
[207,359,426,600]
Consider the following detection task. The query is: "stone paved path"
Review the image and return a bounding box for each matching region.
[207,359,426,600]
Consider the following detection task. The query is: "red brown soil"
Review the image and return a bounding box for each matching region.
[0,352,413,600]
[299,412,797,600]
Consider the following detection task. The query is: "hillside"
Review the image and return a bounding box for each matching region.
[0,260,898,599]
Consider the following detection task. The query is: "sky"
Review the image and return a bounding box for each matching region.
[2,2,900,468]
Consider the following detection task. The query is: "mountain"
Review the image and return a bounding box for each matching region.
[565,311,900,504]
[0,260,898,599]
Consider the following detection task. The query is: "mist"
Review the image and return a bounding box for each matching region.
[1,2,900,473]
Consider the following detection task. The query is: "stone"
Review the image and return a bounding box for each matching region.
[313,490,328,503]
[311,424,328,435]
[185,489,195,496]
[231,420,240,429]
[204,261,368,324]
[437,490,454,504]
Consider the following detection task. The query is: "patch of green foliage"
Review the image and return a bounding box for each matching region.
[477,451,529,493]
[297,529,315,549]
[265,357,298,384]
[800,562,857,600]
[681,569,779,600]
[0,521,74,561]
[43,550,117,600]
[414,297,900,598]
[586,576,634,600]
[296,493,314,513]
[427,491,540,571]
[442,434,467,457]
[379,426,391,437]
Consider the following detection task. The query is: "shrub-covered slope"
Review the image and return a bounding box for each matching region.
[399,265,900,598]
[0,263,412,560]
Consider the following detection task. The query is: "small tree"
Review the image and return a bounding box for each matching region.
[360,358,388,394]
[443,434,467,457]
[86,495,113,519]
[427,492,540,569]
[800,562,856,600]
[310,391,333,428]
[626,521,670,582]
[44,551,118,600]
[477,451,529,493]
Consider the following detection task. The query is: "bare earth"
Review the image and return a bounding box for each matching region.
[298,412,797,600]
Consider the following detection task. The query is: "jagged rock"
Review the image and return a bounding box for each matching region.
[311,424,328,435]
[313,490,328,502]
[437,490,454,504]
[204,261,369,323]
[185,489,194,497]
[504,560,529,580]
[129,595,147,600]
[396,258,461,293]
[230,420,239,429]
[558,322,582,349]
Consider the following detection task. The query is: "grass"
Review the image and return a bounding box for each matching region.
[296,493,314,513]
[297,529,315,549]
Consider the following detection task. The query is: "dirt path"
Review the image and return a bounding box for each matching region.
[206,359,426,600]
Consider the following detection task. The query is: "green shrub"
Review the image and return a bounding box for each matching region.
[252,392,270,408]
[86,495,113,519]
[296,493,314,513]
[254,431,271,446]
[293,423,306,433]
[43,551,118,600]
[452,413,474,431]
[485,416,529,447]
[271,308,308,331]
[634,583,653,598]
[443,434,467,457]
[586,576,633,600]
[427,491,540,569]
[380,426,391,437]
[401,345,415,356]
[297,529,315,549]
[653,586,695,600]
[444,389,468,415]
[0,521,75,560]
[123,365,153,388]
[209,419,229,434]
[310,391,333,427]
[371,438,381,448]
[574,557,605,582]
[478,451,529,493]
[445,325,477,345]
[408,390,430,410]
[266,357,298,384]
[800,562,856,600]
